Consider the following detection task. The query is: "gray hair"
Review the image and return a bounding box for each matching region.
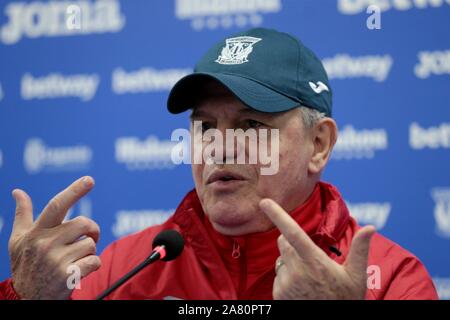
[299,106,326,128]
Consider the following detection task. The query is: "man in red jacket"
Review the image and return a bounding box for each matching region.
[0,28,438,300]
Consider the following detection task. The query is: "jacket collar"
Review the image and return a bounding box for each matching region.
[169,181,350,299]
[172,181,350,259]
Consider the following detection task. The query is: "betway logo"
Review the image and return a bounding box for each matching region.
[431,188,450,238]
[175,0,281,31]
[24,138,92,174]
[112,67,191,94]
[409,122,450,150]
[333,125,388,160]
[0,0,125,45]
[115,136,177,170]
[433,277,450,300]
[21,73,99,101]
[322,54,393,82]
[347,201,391,229]
[338,0,450,14]
[112,209,174,238]
[414,49,450,79]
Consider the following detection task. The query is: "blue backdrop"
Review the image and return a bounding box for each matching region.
[0,0,449,299]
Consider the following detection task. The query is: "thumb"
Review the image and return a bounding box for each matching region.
[11,189,34,238]
[344,225,376,279]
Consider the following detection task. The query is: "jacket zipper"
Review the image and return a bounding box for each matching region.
[232,240,247,297]
[232,241,240,259]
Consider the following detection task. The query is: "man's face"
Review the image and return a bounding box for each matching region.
[190,82,317,236]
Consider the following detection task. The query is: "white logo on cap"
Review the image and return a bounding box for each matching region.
[215,36,262,65]
[309,81,329,94]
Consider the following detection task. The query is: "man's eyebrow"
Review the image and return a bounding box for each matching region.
[190,108,274,120]
[189,110,210,120]
[238,108,275,120]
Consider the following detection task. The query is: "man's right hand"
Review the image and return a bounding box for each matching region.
[8,176,101,300]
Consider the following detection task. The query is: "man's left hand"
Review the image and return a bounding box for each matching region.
[259,198,375,300]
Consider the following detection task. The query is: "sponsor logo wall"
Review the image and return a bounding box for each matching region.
[0,0,449,298]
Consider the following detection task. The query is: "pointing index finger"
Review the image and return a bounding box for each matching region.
[259,198,321,259]
[36,176,94,229]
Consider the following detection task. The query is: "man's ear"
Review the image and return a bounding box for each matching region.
[308,118,338,174]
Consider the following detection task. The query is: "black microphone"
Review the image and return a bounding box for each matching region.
[96,229,184,300]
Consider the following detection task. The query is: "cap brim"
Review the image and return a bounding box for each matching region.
[167,72,301,114]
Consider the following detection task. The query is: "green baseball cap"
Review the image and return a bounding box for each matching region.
[167,27,332,117]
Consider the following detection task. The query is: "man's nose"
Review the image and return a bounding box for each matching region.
[215,124,245,164]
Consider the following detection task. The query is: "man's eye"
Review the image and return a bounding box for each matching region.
[247,119,263,129]
[201,122,212,132]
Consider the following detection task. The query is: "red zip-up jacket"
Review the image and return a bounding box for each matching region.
[0,182,438,299]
